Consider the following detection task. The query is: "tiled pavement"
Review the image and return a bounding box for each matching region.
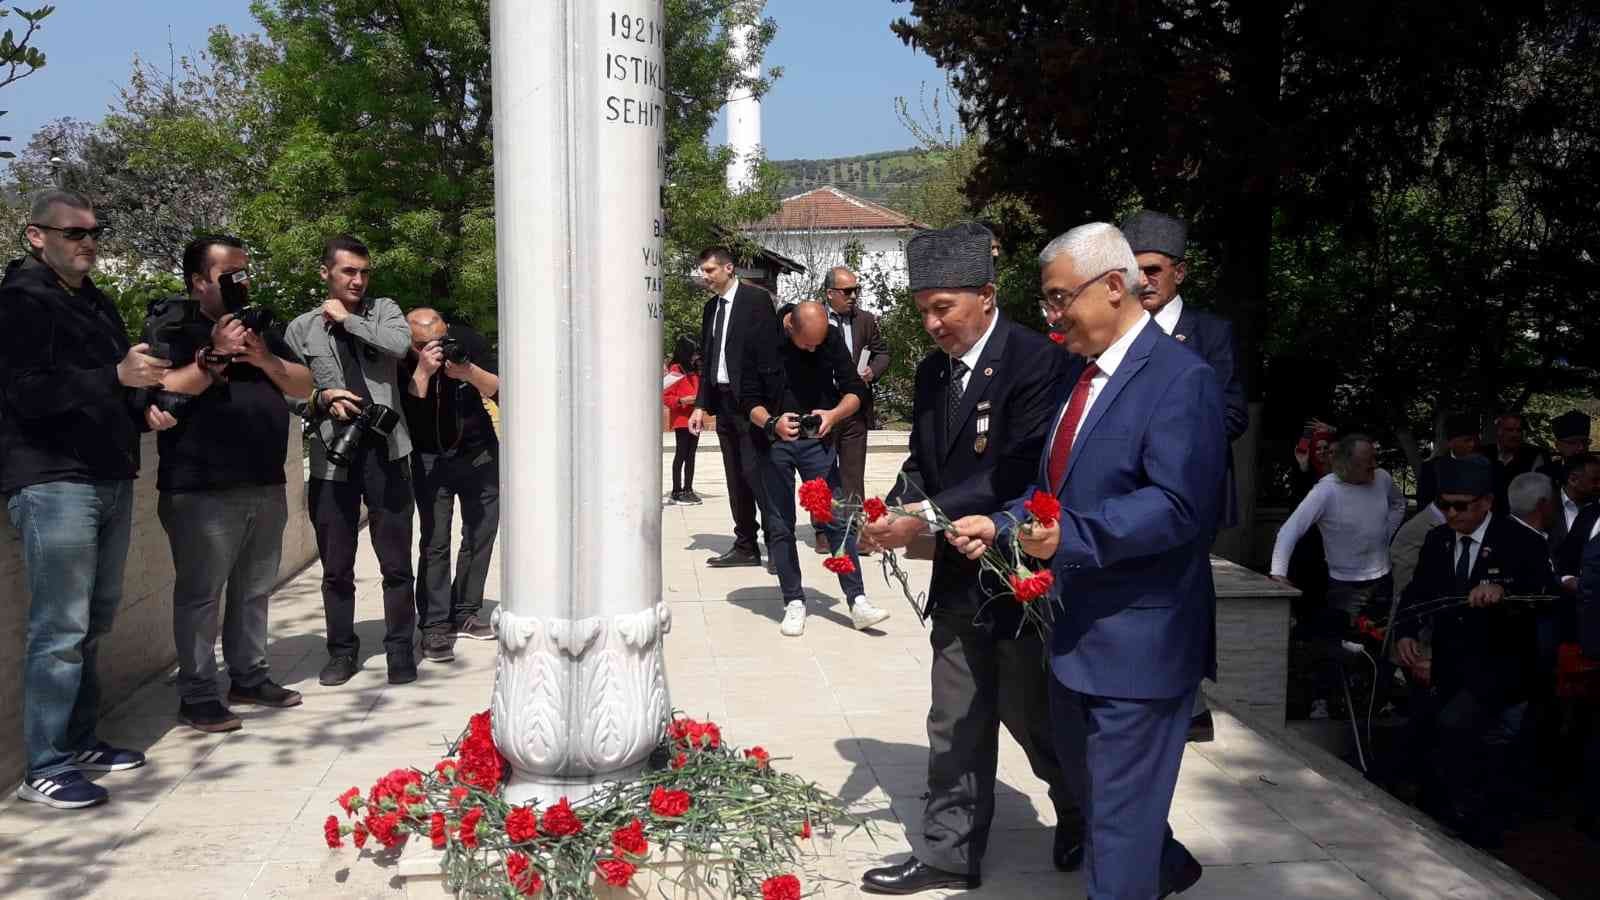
[0,453,1549,899]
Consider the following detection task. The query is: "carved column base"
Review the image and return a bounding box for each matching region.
[489,603,672,806]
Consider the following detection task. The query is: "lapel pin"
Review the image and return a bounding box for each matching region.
[974,435,988,454]
[983,367,994,377]
[1175,334,1188,343]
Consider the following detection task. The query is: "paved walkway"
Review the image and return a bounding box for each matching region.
[0,455,1547,898]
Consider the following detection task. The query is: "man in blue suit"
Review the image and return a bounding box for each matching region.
[950,222,1226,899]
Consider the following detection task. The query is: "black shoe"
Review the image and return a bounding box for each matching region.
[455,615,496,641]
[679,490,703,505]
[766,559,778,575]
[707,548,762,568]
[1158,855,1203,898]
[387,650,418,684]
[1186,710,1215,743]
[861,858,977,895]
[1053,826,1085,872]
[178,699,242,733]
[421,633,456,663]
[319,654,360,686]
[228,679,303,708]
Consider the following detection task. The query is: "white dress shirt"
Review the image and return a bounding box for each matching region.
[1068,314,1152,450]
[1271,469,1408,581]
[1563,488,1582,531]
[951,312,1000,392]
[1455,514,1492,575]
[713,279,739,385]
[1152,296,1184,336]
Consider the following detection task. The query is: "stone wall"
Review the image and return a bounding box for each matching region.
[0,424,317,785]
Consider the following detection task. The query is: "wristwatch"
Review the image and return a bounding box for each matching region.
[763,416,779,440]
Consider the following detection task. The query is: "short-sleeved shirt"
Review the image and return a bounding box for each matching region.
[399,324,499,456]
[143,297,303,492]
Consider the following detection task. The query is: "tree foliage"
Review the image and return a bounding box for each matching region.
[0,4,52,159]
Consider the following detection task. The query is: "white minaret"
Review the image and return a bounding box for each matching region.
[725,6,763,191]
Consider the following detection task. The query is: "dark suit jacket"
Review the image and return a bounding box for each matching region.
[839,308,890,423]
[1172,305,1247,528]
[886,314,1066,631]
[997,321,1227,699]
[693,282,779,416]
[1395,515,1556,707]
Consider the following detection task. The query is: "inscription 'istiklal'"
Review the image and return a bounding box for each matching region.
[604,6,665,320]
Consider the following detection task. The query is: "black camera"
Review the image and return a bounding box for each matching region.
[220,269,273,333]
[325,401,402,467]
[799,413,823,439]
[437,336,470,365]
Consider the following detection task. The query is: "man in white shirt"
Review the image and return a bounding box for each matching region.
[1271,434,1407,623]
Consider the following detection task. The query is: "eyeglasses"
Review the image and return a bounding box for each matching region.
[1437,499,1480,513]
[1039,267,1119,315]
[29,223,107,242]
[828,286,861,297]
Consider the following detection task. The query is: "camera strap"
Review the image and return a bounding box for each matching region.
[332,327,374,404]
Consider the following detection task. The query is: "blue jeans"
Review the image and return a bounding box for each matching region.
[758,438,865,605]
[6,480,134,778]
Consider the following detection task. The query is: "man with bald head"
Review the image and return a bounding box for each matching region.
[400,307,501,663]
[740,301,890,636]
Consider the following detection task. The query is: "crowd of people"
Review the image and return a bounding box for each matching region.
[0,189,501,810]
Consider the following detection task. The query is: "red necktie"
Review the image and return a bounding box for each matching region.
[1047,363,1100,493]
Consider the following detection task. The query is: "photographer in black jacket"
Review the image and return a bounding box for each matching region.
[400,308,501,662]
[144,235,313,733]
[0,190,177,810]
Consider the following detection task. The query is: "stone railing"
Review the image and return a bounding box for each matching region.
[0,424,318,785]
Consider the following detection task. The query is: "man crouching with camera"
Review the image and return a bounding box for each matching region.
[400,308,501,664]
[285,235,419,686]
[145,236,313,732]
[740,300,890,637]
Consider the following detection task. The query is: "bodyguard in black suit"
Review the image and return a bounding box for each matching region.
[688,247,780,568]
[859,223,1080,894]
[1392,456,1556,846]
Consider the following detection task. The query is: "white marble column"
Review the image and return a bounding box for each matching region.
[724,13,763,192]
[489,0,669,806]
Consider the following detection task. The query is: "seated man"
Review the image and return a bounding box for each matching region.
[739,301,890,637]
[1393,456,1556,847]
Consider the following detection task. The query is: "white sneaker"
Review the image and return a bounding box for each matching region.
[780,600,807,637]
[850,597,891,631]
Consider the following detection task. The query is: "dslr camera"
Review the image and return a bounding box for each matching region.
[220,269,273,333]
[436,336,470,365]
[798,413,824,439]
[325,400,402,467]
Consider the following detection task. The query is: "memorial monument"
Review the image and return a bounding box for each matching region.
[487,0,671,806]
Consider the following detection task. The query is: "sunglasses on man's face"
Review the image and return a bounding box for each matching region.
[30,223,107,242]
[830,286,861,297]
[1438,499,1480,513]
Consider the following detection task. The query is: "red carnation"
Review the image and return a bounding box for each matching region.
[459,807,483,849]
[596,858,638,888]
[667,716,722,750]
[434,758,458,781]
[823,554,856,575]
[798,478,835,524]
[337,786,362,816]
[506,851,544,897]
[671,752,687,770]
[366,811,405,850]
[448,786,469,808]
[1049,331,1066,345]
[799,818,812,839]
[457,709,507,791]
[429,812,447,850]
[541,797,584,838]
[324,815,343,848]
[1008,569,1055,602]
[1023,490,1061,528]
[612,817,649,857]
[762,873,803,900]
[863,497,889,523]
[505,805,539,843]
[650,786,692,817]
[352,820,369,849]
[744,746,771,769]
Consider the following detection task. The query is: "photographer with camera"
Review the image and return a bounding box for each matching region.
[740,301,890,637]
[143,235,313,733]
[284,235,419,687]
[400,308,501,663]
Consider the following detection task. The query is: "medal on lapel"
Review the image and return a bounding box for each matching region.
[975,401,991,454]
[1175,333,1188,343]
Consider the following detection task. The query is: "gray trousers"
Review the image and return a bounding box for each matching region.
[921,611,1081,875]
[158,485,287,703]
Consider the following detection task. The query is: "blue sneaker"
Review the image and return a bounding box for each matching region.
[71,742,146,773]
[17,770,109,809]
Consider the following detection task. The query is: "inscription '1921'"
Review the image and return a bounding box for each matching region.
[610,12,661,46]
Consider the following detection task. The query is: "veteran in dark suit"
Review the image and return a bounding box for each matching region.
[821,265,891,510]
[1537,408,1593,487]
[1121,209,1246,744]
[688,246,781,569]
[1392,456,1557,847]
[859,223,1080,895]
[949,221,1227,900]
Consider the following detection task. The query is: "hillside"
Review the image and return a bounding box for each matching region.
[769,148,937,205]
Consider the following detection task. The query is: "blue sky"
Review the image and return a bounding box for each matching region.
[5,0,944,163]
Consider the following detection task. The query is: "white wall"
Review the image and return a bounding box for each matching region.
[753,228,912,311]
